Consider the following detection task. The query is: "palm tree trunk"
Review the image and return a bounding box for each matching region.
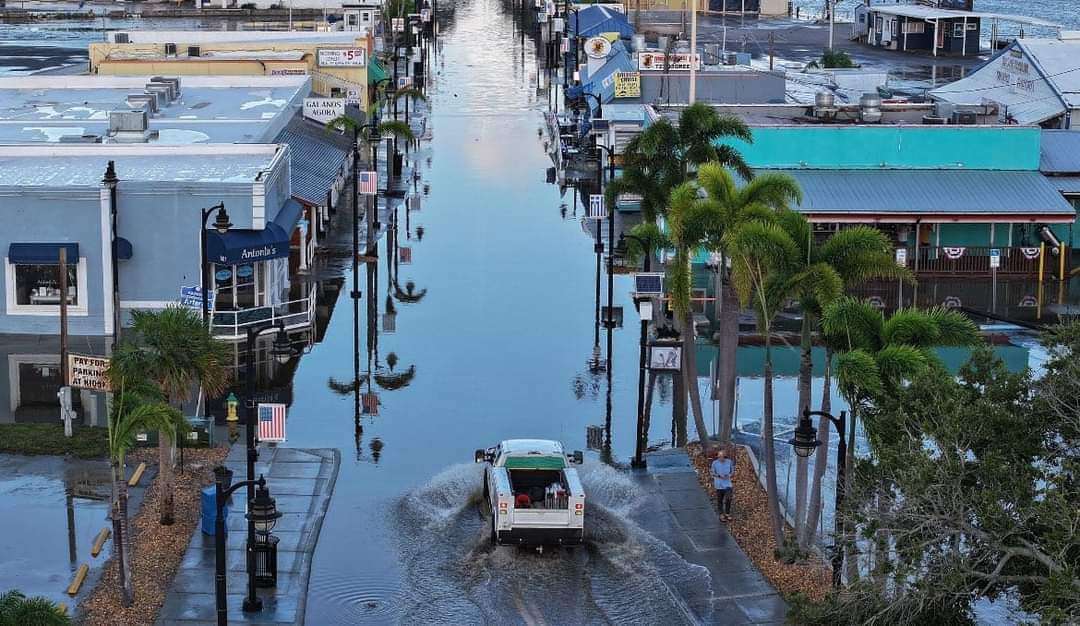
[844,405,859,583]
[682,309,711,449]
[117,459,135,607]
[158,429,174,525]
[763,331,785,548]
[717,276,739,445]
[799,348,832,549]
[111,459,132,608]
[794,314,813,540]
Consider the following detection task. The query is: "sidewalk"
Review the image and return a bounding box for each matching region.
[631,449,787,625]
[156,446,339,626]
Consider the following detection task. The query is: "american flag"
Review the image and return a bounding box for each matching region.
[399,246,412,264]
[358,171,378,195]
[257,403,286,443]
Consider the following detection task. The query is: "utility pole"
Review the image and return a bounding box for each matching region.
[828,0,835,51]
[59,246,72,438]
[769,32,774,70]
[689,0,698,104]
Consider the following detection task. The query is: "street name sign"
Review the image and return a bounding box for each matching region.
[990,248,1001,269]
[179,285,214,311]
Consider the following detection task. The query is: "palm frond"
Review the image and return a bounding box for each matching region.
[788,261,843,310]
[377,120,414,141]
[875,344,931,386]
[735,172,802,210]
[881,309,941,347]
[819,226,915,285]
[696,161,737,206]
[713,144,754,182]
[836,348,883,402]
[390,87,427,102]
[821,296,884,352]
[922,306,981,347]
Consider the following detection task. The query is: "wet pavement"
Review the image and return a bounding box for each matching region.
[159,446,339,626]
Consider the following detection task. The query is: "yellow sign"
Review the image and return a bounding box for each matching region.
[67,354,111,392]
[614,71,641,98]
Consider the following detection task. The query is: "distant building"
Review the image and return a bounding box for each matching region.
[90,31,375,105]
[930,36,1080,128]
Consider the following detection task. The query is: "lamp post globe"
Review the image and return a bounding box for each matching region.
[271,330,293,365]
[247,482,282,535]
[789,414,820,459]
[213,206,232,234]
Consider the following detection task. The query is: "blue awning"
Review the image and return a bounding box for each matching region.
[205,224,290,265]
[568,5,634,38]
[273,198,305,232]
[115,237,133,261]
[9,243,79,264]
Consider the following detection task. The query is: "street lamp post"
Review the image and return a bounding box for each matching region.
[241,322,294,613]
[616,232,652,469]
[790,408,848,588]
[213,467,280,626]
[595,143,617,364]
[582,92,603,120]
[200,203,232,329]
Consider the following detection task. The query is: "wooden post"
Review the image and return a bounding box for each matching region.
[1059,242,1067,280]
[60,247,69,387]
[1038,242,1046,282]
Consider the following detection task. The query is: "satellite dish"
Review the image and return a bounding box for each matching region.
[585,36,612,60]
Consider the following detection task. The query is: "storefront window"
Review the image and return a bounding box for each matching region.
[14,360,82,421]
[14,264,78,306]
[213,263,262,311]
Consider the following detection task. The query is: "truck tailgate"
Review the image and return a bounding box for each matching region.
[511,509,571,527]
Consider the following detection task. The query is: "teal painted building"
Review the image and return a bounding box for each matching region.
[715,125,1077,277]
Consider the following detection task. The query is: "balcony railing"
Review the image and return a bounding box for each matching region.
[210,294,316,340]
[907,246,1052,276]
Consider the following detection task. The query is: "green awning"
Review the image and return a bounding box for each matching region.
[367,57,387,85]
[504,456,566,470]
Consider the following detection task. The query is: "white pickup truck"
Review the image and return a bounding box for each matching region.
[475,439,586,547]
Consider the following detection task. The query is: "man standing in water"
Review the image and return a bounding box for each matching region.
[711,448,734,522]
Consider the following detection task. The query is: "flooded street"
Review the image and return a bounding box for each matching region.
[276,0,691,621]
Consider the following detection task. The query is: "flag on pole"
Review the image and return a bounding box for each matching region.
[358,171,378,195]
[257,403,287,442]
[362,393,379,415]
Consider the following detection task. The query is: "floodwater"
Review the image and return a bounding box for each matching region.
[279,0,705,621]
[0,454,112,609]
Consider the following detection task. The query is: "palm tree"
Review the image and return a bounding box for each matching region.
[725,214,806,547]
[776,211,913,546]
[109,306,230,526]
[820,297,980,573]
[103,376,183,607]
[605,103,753,222]
[695,163,803,448]
[0,590,71,626]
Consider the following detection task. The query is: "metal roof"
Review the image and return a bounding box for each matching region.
[768,170,1076,218]
[1040,130,1080,173]
[569,5,634,39]
[274,114,351,206]
[869,4,1060,27]
[1047,175,1080,194]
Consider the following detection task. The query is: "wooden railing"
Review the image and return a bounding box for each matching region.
[905,246,1053,276]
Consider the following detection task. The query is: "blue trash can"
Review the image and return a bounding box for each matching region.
[200,486,229,536]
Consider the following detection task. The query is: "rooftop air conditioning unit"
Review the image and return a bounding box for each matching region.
[951,110,978,125]
[165,42,177,56]
[146,79,176,101]
[149,76,181,99]
[109,109,148,133]
[126,93,159,114]
[145,84,171,107]
[922,115,947,125]
[723,52,738,65]
[188,46,200,57]
[114,32,130,44]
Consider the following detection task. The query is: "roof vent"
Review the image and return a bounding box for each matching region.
[814,91,837,119]
[859,92,883,124]
[165,42,177,56]
[188,46,201,57]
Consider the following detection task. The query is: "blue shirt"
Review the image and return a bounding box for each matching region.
[711,458,733,490]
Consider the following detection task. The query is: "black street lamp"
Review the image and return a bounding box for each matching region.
[200,203,232,328]
[214,467,276,626]
[240,322,294,614]
[616,232,652,469]
[790,409,848,588]
[583,92,603,120]
[247,483,282,588]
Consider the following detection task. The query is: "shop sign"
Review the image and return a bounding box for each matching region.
[179,285,215,311]
[648,346,681,370]
[637,52,700,71]
[346,87,362,105]
[303,97,346,124]
[317,48,367,67]
[613,71,640,98]
[67,354,111,392]
[392,17,405,32]
[269,68,307,76]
